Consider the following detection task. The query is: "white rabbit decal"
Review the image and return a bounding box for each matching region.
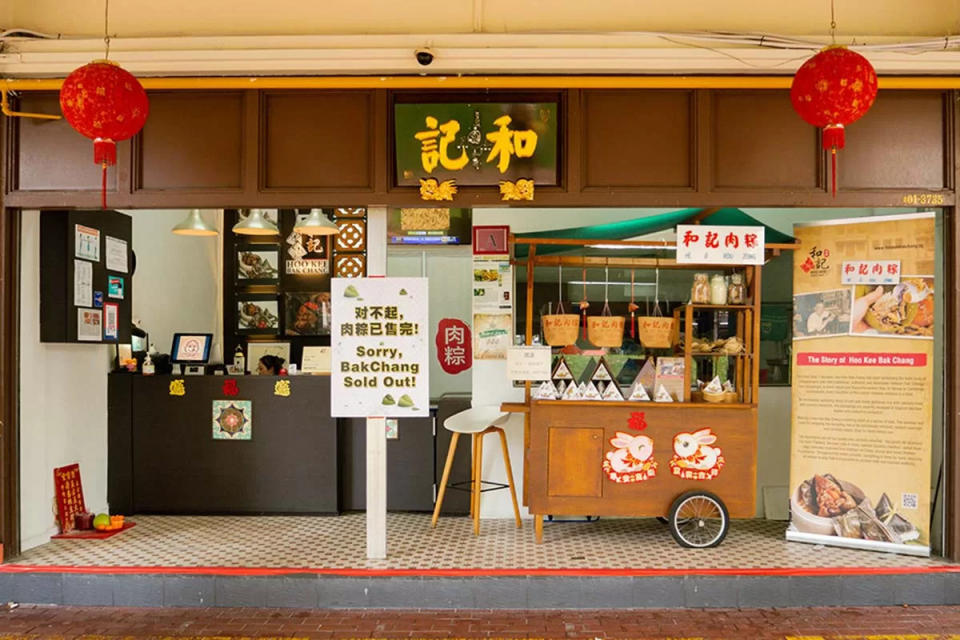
[602,431,658,484]
[669,428,725,480]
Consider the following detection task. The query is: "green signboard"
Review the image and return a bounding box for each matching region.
[394,102,558,187]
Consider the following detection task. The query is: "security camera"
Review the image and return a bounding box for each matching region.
[415,48,435,66]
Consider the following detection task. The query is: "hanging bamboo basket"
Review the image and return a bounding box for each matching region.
[542,265,580,346]
[586,266,625,348]
[636,267,676,349]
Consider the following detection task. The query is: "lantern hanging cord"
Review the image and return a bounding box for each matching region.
[103,0,111,59]
[830,0,837,44]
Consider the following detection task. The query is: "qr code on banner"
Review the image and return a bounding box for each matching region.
[902,493,919,510]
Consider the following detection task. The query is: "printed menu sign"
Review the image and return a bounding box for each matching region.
[331,277,429,418]
[676,225,764,265]
[789,213,935,556]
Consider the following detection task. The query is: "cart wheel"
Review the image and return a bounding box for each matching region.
[668,491,729,548]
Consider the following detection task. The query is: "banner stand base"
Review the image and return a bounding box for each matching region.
[786,525,930,558]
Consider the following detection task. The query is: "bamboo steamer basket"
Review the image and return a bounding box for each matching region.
[542,266,581,346]
[543,311,580,346]
[587,315,625,347]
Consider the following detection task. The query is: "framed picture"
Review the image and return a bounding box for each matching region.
[283,212,332,276]
[472,225,510,255]
[236,244,280,284]
[246,341,292,374]
[212,400,252,440]
[236,295,280,334]
[284,292,331,336]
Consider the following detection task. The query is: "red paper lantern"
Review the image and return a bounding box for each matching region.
[790,46,877,196]
[59,60,149,207]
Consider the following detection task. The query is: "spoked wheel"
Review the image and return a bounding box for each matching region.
[668,490,729,548]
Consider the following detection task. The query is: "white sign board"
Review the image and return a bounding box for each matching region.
[331,277,429,417]
[506,346,552,381]
[676,225,764,265]
[841,260,901,285]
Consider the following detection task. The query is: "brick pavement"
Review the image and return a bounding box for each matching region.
[0,604,958,638]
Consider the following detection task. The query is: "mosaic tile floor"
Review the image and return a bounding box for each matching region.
[12,513,955,570]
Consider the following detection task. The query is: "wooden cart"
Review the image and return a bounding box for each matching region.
[507,236,791,547]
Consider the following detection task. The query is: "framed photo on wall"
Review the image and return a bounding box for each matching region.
[246,341,292,374]
[236,294,280,334]
[236,244,281,284]
[284,292,331,336]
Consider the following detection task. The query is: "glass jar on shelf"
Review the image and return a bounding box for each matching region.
[710,274,728,305]
[691,273,710,304]
[727,272,746,305]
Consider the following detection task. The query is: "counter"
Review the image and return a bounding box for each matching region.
[523,399,757,542]
[108,373,339,514]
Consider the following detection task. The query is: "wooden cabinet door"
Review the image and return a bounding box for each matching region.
[547,427,604,498]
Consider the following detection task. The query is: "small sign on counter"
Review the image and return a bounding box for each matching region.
[506,345,552,381]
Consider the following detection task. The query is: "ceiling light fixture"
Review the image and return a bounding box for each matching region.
[294,209,340,235]
[233,209,279,235]
[171,210,217,236]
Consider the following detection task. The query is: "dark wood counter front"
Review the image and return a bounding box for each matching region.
[109,374,338,514]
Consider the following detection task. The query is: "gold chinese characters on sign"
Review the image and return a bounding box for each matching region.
[415,114,538,175]
[419,178,458,201]
[499,179,535,201]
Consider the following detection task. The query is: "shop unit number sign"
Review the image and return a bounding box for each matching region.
[676,225,764,265]
[331,277,429,418]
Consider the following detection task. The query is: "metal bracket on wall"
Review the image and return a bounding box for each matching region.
[0,88,62,120]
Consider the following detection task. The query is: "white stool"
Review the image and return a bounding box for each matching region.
[431,405,522,535]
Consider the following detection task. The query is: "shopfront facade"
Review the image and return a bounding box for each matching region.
[1,78,959,574]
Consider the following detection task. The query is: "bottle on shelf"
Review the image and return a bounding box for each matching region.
[142,346,155,376]
[710,274,728,305]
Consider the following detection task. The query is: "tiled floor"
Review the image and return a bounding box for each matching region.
[11,513,955,570]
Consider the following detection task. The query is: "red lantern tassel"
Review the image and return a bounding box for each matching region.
[94,138,117,209]
[822,125,845,198]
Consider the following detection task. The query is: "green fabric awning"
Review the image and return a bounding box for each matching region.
[514,208,794,257]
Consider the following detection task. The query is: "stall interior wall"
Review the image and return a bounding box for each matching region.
[18,211,222,550]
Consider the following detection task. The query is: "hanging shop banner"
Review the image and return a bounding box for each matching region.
[435,318,472,375]
[331,277,429,418]
[676,225,764,265]
[788,212,935,556]
[394,102,559,187]
[472,255,514,360]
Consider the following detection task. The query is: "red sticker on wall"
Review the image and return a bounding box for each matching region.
[436,318,472,375]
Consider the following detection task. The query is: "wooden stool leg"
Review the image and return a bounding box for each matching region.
[473,431,484,536]
[470,433,477,519]
[535,514,544,544]
[497,427,522,529]
[431,432,460,528]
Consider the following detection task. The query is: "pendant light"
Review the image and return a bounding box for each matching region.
[171,210,218,236]
[294,209,340,236]
[233,209,279,236]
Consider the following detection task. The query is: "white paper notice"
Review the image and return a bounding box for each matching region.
[506,346,552,381]
[331,277,429,418]
[75,225,100,261]
[301,346,332,373]
[676,225,764,265]
[105,236,128,273]
[74,260,93,307]
[77,308,102,342]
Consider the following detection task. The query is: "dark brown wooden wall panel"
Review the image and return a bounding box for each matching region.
[582,90,693,188]
[15,93,123,192]
[841,91,946,190]
[263,91,373,190]
[138,92,244,190]
[713,91,819,190]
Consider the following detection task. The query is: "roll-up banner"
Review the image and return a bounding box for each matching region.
[788,213,935,556]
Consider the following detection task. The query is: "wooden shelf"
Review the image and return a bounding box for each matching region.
[533,399,756,410]
[685,303,753,310]
[689,352,751,358]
